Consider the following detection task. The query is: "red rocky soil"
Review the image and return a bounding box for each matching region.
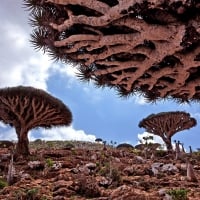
[0,141,199,200]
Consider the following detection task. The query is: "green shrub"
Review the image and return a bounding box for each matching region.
[26,188,38,200]
[64,142,75,150]
[167,188,188,200]
[98,162,121,185]
[116,143,133,149]
[45,158,54,168]
[13,188,39,200]
[111,168,121,184]
[132,149,141,155]
[0,179,7,189]
[13,189,25,200]
[155,150,167,157]
[33,139,43,144]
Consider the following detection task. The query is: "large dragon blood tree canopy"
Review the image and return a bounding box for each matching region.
[24,0,200,102]
[0,86,72,156]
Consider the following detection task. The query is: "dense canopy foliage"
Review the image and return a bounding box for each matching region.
[139,111,197,150]
[24,0,200,102]
[0,86,72,155]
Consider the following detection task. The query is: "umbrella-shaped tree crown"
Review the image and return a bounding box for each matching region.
[0,86,72,155]
[24,0,200,102]
[138,111,197,150]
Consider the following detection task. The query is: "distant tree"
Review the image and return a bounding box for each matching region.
[189,146,193,154]
[138,111,196,151]
[0,86,72,156]
[142,135,154,145]
[110,140,116,147]
[95,138,103,143]
[116,143,133,150]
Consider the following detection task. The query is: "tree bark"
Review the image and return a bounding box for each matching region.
[16,128,30,156]
[162,137,173,152]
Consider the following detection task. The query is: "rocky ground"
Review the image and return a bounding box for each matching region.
[0,141,199,200]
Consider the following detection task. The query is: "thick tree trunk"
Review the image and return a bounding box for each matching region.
[16,128,30,156]
[163,137,173,152]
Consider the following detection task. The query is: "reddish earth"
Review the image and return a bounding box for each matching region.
[0,141,199,200]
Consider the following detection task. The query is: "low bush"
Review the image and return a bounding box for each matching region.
[167,188,188,200]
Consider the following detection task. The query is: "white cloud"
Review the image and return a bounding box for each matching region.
[0,128,17,141]
[133,95,148,105]
[0,21,53,90]
[137,132,183,150]
[5,23,27,49]
[0,124,96,143]
[22,55,52,90]
[52,63,79,79]
[0,122,7,129]
[0,14,96,143]
[0,53,52,90]
[30,125,96,142]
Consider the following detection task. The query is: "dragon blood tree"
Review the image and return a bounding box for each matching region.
[0,86,72,156]
[138,111,196,151]
[24,0,200,102]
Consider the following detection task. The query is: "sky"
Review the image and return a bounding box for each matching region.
[0,1,200,151]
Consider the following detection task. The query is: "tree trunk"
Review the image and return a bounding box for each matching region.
[16,128,30,156]
[163,137,173,152]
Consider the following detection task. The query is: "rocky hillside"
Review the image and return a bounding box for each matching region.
[0,141,199,200]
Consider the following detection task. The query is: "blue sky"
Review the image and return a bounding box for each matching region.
[0,1,200,151]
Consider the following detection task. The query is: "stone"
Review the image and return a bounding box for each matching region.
[28,161,44,170]
[85,162,96,170]
[135,156,146,164]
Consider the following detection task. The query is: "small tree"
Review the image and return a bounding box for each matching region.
[0,86,72,156]
[116,143,134,150]
[138,111,196,151]
[143,135,154,145]
[95,138,103,143]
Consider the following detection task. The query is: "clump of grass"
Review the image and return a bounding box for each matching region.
[45,158,54,168]
[64,141,75,150]
[98,162,121,186]
[13,188,39,200]
[167,188,189,200]
[26,188,39,200]
[0,178,8,189]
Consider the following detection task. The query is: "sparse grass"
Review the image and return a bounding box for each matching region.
[29,140,106,150]
[26,188,39,200]
[45,158,54,168]
[13,189,25,200]
[98,162,121,186]
[0,140,199,199]
[0,178,7,189]
[154,149,167,157]
[132,149,142,156]
[167,188,189,200]
[64,141,75,150]
[13,188,39,200]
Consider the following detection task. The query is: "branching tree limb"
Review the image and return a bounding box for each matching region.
[24,0,200,102]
